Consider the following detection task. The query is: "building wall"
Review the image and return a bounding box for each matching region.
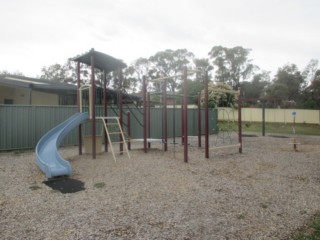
[0,86,59,105]
[0,86,14,103]
[30,90,59,105]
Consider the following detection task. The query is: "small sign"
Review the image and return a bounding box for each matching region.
[292,111,296,116]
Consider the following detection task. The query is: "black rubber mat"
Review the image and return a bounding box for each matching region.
[43,178,85,194]
[242,134,258,137]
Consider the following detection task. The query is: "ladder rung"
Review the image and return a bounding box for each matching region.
[108,132,122,135]
[106,123,119,126]
[109,141,125,144]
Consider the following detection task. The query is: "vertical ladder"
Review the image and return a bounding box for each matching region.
[99,117,131,162]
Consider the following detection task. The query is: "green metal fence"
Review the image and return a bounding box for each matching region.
[0,105,217,151]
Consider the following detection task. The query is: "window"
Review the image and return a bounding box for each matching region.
[4,99,13,104]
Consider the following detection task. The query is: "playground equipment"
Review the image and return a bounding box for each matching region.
[35,49,130,178]
[203,72,242,158]
[35,48,243,179]
[35,112,89,178]
[289,111,300,151]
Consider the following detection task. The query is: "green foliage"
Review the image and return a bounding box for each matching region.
[266,64,306,107]
[241,71,270,99]
[200,82,237,108]
[294,214,320,240]
[94,182,106,188]
[208,46,258,88]
[185,80,204,105]
[148,49,195,92]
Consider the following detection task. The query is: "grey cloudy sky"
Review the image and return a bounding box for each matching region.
[1,0,319,78]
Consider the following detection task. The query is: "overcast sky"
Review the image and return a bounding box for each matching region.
[1,0,319,78]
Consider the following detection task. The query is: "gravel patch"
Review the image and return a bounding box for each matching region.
[1,134,320,239]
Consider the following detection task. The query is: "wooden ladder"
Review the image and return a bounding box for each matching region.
[99,117,131,162]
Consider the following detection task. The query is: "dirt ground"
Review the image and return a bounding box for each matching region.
[1,133,320,239]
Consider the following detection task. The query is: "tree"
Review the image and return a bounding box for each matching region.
[200,82,237,108]
[302,59,318,85]
[193,58,213,80]
[0,70,24,76]
[241,71,270,99]
[270,64,305,104]
[40,63,73,83]
[123,57,151,93]
[148,49,195,92]
[208,46,258,89]
[302,69,320,109]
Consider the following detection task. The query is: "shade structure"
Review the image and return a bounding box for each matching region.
[70,48,127,73]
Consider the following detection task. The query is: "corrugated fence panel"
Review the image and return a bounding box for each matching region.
[0,105,218,151]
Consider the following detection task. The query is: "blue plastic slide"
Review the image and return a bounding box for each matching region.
[35,112,89,178]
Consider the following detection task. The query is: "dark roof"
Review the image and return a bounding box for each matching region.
[0,75,76,95]
[0,74,140,101]
[70,48,127,73]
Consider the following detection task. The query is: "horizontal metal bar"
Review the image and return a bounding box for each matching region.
[208,88,240,95]
[209,143,241,150]
[148,70,198,83]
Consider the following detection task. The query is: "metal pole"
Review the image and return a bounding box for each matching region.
[127,111,131,150]
[262,102,266,137]
[103,70,108,152]
[173,89,176,145]
[118,69,123,154]
[181,100,184,144]
[198,92,201,147]
[147,92,151,149]
[77,62,82,155]
[238,88,242,153]
[204,71,209,158]
[183,68,188,163]
[143,76,147,153]
[90,54,96,159]
[163,80,168,151]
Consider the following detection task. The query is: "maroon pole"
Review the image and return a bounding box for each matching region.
[181,99,184,144]
[198,92,201,148]
[127,111,131,150]
[204,71,209,158]
[103,70,108,152]
[163,80,168,151]
[143,76,147,153]
[77,62,82,155]
[183,68,188,163]
[238,88,242,153]
[91,53,96,159]
[147,92,151,149]
[119,70,123,154]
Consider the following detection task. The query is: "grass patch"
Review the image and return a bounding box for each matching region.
[293,213,320,240]
[29,185,41,190]
[218,121,320,136]
[94,182,106,188]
